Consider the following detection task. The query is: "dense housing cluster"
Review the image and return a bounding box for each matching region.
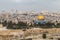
[0,11,60,29]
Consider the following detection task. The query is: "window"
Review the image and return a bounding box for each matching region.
[58,38,60,40]
[42,34,46,39]
[26,38,32,40]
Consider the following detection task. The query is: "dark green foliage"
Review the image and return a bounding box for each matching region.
[2,21,7,26]
[55,23,60,28]
[17,22,27,29]
[7,21,28,29]
[1,20,60,29]
[7,21,13,29]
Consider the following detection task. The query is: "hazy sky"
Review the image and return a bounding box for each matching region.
[0,0,60,11]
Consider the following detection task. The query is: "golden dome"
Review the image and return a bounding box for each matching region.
[38,15,44,20]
